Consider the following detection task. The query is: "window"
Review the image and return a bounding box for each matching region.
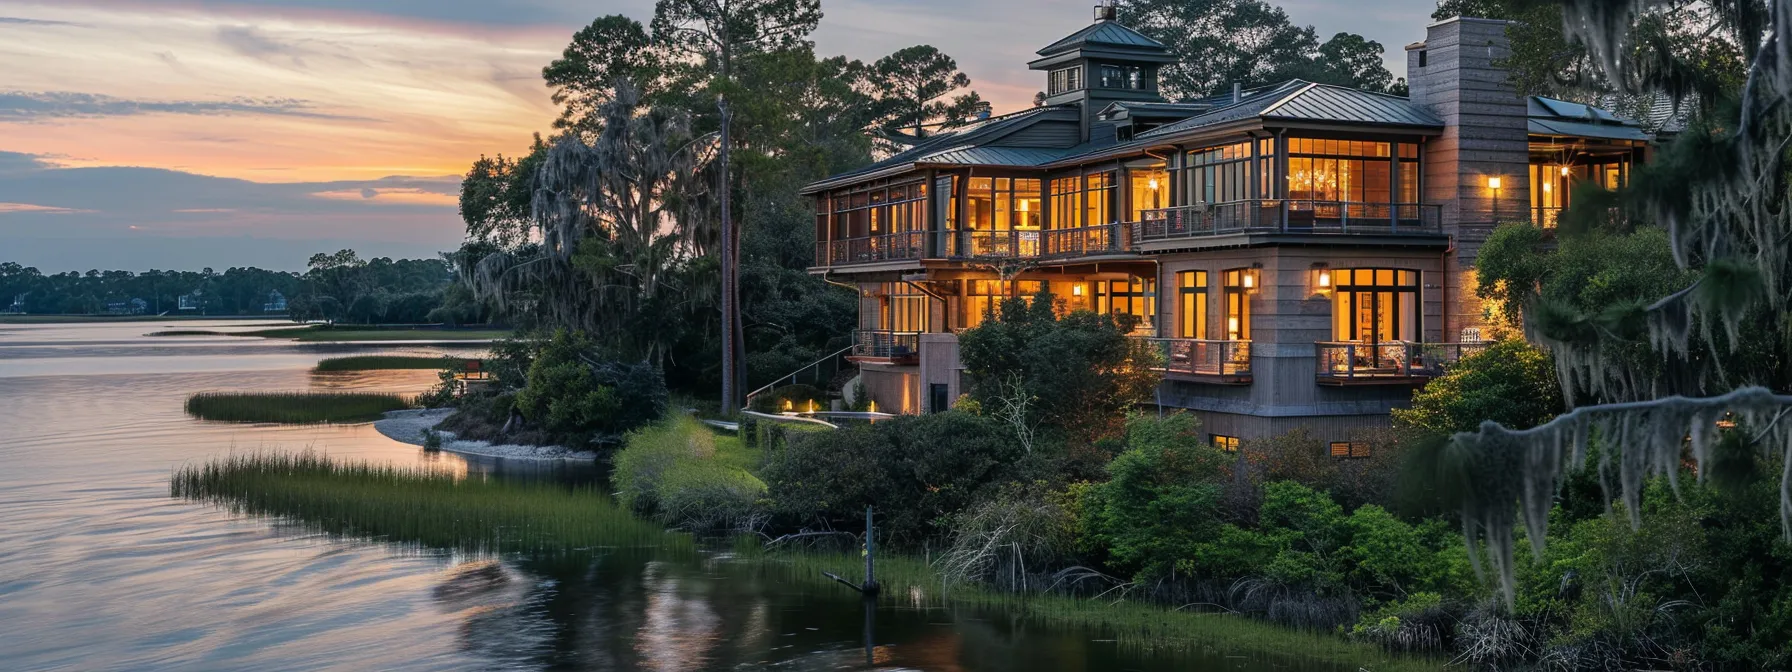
[964,280,1043,329]
[1098,64,1155,90]
[873,282,931,333]
[1331,269,1420,343]
[1177,270,1208,339]
[826,181,927,239]
[1048,176,1081,230]
[1529,158,1628,227]
[1330,442,1371,458]
[1186,142,1253,203]
[1084,172,1116,226]
[1212,435,1240,452]
[1049,66,1083,95]
[1097,277,1156,329]
[1129,165,1169,221]
[1222,268,1253,340]
[1286,138,1393,203]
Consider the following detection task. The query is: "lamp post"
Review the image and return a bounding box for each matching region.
[1487,176,1503,221]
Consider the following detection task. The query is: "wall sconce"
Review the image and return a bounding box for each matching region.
[1559,165,1570,176]
[1486,176,1503,191]
[1242,263,1262,293]
[1147,178,1160,191]
[1311,262,1333,296]
[1071,284,1085,297]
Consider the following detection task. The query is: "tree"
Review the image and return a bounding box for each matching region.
[1435,0,1792,606]
[459,137,547,247]
[651,0,824,414]
[542,15,661,132]
[1392,339,1563,436]
[866,45,980,148]
[1115,0,1396,98]
[957,291,1162,444]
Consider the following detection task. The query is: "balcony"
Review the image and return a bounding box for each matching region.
[1315,341,1489,385]
[816,231,927,266]
[850,330,922,365]
[1135,200,1443,243]
[1140,338,1251,384]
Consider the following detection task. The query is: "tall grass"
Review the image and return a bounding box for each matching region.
[171,452,688,556]
[312,355,453,372]
[185,391,414,424]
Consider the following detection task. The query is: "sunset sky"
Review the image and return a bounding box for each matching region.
[0,0,1436,271]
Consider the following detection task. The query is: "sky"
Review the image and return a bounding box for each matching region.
[0,0,1438,272]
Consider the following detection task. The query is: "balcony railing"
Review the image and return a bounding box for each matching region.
[1141,338,1251,382]
[817,231,927,266]
[851,330,922,362]
[1315,341,1489,383]
[1135,200,1442,243]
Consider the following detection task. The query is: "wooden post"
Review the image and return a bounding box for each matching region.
[863,505,877,593]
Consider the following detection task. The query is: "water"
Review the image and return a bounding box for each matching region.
[0,321,1377,671]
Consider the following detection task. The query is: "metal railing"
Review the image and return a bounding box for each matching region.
[1314,341,1489,382]
[1042,223,1126,257]
[817,231,927,266]
[852,330,922,360]
[743,342,857,411]
[1135,200,1443,242]
[1141,338,1251,379]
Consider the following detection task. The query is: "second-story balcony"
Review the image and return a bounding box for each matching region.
[1135,200,1443,244]
[850,330,922,365]
[1140,338,1252,384]
[1315,341,1488,385]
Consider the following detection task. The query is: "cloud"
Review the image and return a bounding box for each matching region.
[0,16,86,27]
[215,25,308,66]
[0,202,87,214]
[0,91,356,121]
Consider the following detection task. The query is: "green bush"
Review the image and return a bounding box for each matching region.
[1393,339,1563,436]
[512,330,667,445]
[761,410,1032,548]
[1076,412,1230,578]
[747,383,825,413]
[612,416,765,530]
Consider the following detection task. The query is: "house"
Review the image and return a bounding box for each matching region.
[177,290,203,311]
[105,298,148,315]
[802,8,1655,443]
[2,295,23,315]
[263,290,288,313]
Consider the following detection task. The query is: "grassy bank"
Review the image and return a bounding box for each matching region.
[185,391,414,424]
[237,325,511,342]
[312,355,453,372]
[0,314,275,324]
[170,451,1435,670]
[146,329,229,336]
[172,453,683,555]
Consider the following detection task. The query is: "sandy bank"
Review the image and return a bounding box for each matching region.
[375,409,597,461]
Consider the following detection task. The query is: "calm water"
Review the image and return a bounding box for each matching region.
[0,321,1379,671]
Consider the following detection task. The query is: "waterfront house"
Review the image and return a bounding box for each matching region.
[263,290,288,313]
[802,8,1656,444]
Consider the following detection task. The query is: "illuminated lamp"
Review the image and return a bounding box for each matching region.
[1311,262,1333,296]
[1072,284,1085,297]
[1486,176,1502,190]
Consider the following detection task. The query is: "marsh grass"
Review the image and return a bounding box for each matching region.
[171,452,689,556]
[237,325,512,342]
[312,355,453,372]
[185,391,415,424]
[147,329,229,336]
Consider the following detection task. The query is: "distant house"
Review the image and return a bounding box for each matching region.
[1,295,23,315]
[106,298,149,315]
[177,290,203,311]
[263,290,288,313]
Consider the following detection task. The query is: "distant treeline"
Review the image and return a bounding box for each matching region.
[0,250,489,325]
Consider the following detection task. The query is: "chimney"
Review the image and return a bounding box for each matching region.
[1232,82,1241,103]
[1093,3,1116,22]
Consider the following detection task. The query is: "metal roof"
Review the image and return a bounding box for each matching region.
[1036,20,1167,56]
[921,146,1078,166]
[1528,118,1651,141]
[1139,82,1443,139]
[800,106,1078,193]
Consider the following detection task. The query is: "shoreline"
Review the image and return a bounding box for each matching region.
[374,409,597,461]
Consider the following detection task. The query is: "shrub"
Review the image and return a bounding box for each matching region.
[512,330,667,445]
[612,417,765,530]
[761,410,1031,548]
[1077,412,1230,579]
[184,391,413,424]
[747,383,825,413]
[1392,339,1563,436]
[935,482,1078,589]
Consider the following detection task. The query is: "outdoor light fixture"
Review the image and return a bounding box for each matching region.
[1311,263,1333,296]
[868,399,878,413]
[1560,165,1571,176]
[1487,176,1503,190]
[1241,264,1261,293]
[1148,178,1160,191]
[1072,284,1085,297]
[782,398,793,412]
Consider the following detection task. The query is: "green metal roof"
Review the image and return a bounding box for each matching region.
[1137,82,1443,139]
[1526,96,1651,141]
[1036,20,1168,56]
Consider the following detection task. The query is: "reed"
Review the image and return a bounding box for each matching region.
[171,452,689,556]
[184,391,414,424]
[312,355,453,372]
[147,330,228,336]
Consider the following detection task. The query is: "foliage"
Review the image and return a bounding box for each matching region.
[1393,340,1563,436]
[311,355,453,373]
[760,410,1033,548]
[1075,412,1229,578]
[864,45,984,148]
[183,391,413,424]
[746,383,824,413]
[511,330,668,445]
[958,291,1161,444]
[1114,0,1399,98]
[613,417,766,530]
[935,482,1078,590]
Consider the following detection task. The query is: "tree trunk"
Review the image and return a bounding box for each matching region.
[719,96,740,415]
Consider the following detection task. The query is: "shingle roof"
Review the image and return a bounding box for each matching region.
[1036,20,1167,56]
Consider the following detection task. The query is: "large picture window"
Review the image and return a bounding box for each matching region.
[964,280,1043,329]
[1187,142,1252,204]
[1286,138,1393,203]
[873,282,931,333]
[1097,277,1156,329]
[1330,269,1419,343]
[827,180,927,239]
[1129,165,1169,222]
[1177,271,1208,339]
